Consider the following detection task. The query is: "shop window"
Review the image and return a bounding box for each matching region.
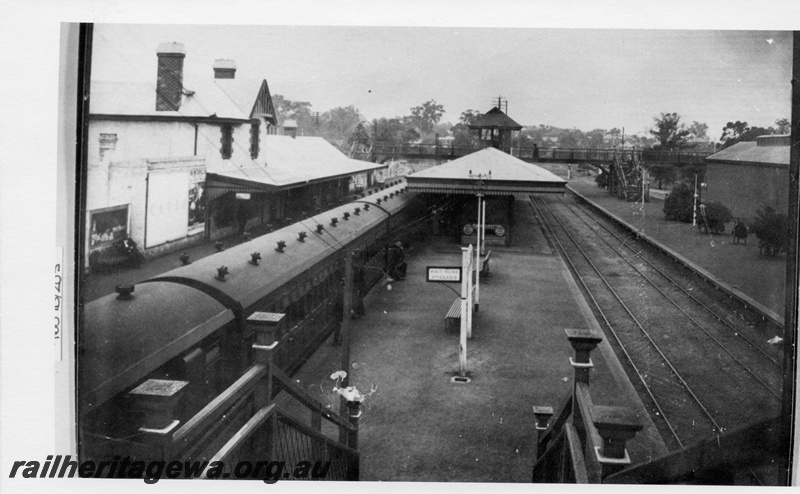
[89,204,129,249]
[220,125,233,159]
[250,123,260,159]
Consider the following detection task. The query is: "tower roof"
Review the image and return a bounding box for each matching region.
[468,107,522,131]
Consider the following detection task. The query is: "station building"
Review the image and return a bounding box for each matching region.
[703,134,790,221]
[86,42,384,269]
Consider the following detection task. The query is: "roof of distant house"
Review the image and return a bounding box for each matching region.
[468,107,523,131]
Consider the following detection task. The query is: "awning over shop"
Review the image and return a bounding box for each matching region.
[406,147,566,196]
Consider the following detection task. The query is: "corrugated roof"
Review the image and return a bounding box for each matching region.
[207,135,386,190]
[213,78,263,117]
[409,147,565,183]
[468,107,523,130]
[90,79,249,120]
[406,148,565,195]
[705,141,789,166]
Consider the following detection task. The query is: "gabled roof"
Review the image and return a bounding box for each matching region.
[206,136,387,197]
[406,147,565,195]
[214,78,277,124]
[468,107,523,131]
[705,141,789,167]
[90,79,250,121]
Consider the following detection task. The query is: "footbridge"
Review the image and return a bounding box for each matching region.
[354,142,710,167]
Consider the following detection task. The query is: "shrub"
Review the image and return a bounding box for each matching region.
[752,205,788,256]
[663,183,694,223]
[697,201,732,234]
[595,170,608,188]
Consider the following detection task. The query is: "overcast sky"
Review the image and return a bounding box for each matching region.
[91,24,792,139]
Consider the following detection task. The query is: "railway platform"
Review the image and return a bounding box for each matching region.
[288,196,668,482]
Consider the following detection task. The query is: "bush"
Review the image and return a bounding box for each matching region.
[595,170,608,188]
[752,205,788,256]
[663,183,694,223]
[697,201,732,234]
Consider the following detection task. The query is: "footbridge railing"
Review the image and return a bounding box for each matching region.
[363,143,710,166]
[532,329,784,485]
[127,311,361,481]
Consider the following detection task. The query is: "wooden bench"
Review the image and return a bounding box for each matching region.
[444,297,462,333]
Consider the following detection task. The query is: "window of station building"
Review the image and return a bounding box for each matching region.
[250,123,260,159]
[220,124,234,159]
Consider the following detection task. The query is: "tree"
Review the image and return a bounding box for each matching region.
[687,121,709,140]
[752,205,788,256]
[373,117,419,146]
[450,109,481,148]
[697,201,732,234]
[775,118,791,134]
[272,94,315,134]
[650,113,691,150]
[719,120,775,149]
[646,164,677,190]
[409,100,445,136]
[319,105,363,141]
[663,183,695,223]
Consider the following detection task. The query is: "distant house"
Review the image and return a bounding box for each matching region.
[542,135,560,146]
[86,42,385,268]
[703,134,790,221]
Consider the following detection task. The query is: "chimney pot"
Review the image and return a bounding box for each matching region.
[213,59,237,79]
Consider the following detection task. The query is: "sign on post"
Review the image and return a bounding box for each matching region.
[426,266,462,283]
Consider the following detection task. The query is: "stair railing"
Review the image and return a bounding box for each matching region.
[531,329,642,483]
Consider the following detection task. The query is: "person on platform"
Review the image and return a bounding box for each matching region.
[388,242,407,280]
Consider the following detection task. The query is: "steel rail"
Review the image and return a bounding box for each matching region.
[556,196,781,399]
[533,195,723,437]
[528,196,685,448]
[563,193,782,368]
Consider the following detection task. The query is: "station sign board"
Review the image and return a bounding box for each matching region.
[426,266,462,283]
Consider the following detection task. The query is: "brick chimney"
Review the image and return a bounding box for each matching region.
[283,120,298,139]
[213,59,237,79]
[156,42,186,111]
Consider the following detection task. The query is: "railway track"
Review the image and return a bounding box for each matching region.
[530,193,783,451]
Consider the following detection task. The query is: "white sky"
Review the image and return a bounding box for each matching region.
[2,1,800,493]
[91,24,793,138]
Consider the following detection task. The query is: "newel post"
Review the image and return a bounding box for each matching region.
[533,405,555,459]
[591,405,643,480]
[129,379,188,461]
[346,400,362,481]
[249,312,283,405]
[249,312,284,457]
[565,328,602,386]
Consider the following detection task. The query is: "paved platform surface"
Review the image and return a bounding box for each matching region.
[291,196,667,482]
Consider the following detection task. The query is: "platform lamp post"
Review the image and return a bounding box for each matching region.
[336,250,394,415]
[469,170,490,313]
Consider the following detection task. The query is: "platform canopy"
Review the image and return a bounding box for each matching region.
[406,147,566,195]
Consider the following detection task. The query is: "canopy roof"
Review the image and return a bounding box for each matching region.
[406,147,566,195]
[206,135,386,198]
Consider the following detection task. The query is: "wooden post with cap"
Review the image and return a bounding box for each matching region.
[248,311,283,458]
